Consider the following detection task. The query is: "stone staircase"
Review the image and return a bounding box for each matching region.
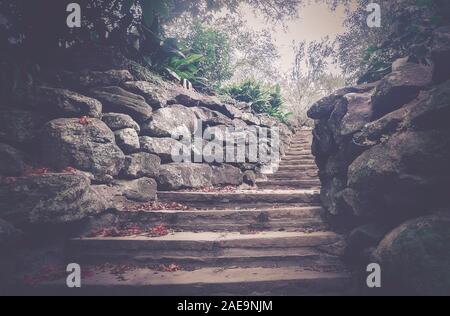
[40,130,353,295]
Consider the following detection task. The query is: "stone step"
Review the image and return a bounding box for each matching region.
[257,180,320,189]
[285,151,313,156]
[113,206,325,232]
[31,266,353,296]
[277,165,318,172]
[67,231,343,264]
[67,247,343,270]
[279,159,316,165]
[284,153,315,158]
[158,190,320,206]
[267,172,319,180]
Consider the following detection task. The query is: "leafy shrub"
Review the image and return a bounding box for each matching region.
[223,79,291,124]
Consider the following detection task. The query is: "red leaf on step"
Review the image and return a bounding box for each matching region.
[149,224,169,237]
[79,116,90,126]
[61,166,77,174]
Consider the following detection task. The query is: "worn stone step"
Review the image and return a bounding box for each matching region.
[69,231,342,252]
[157,190,320,206]
[285,151,313,156]
[67,231,344,266]
[29,266,353,296]
[279,159,316,164]
[257,180,320,189]
[68,247,343,270]
[277,165,318,172]
[112,207,325,232]
[279,160,316,166]
[283,151,315,159]
[268,172,319,180]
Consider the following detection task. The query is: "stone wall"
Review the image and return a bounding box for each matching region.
[0,47,292,234]
[308,25,450,294]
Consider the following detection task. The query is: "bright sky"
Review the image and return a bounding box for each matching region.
[241,2,350,73]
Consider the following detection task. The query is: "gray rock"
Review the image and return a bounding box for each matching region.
[340,92,373,136]
[41,118,125,181]
[122,81,168,109]
[258,114,279,127]
[0,218,22,246]
[431,25,450,83]
[232,119,248,130]
[114,128,140,154]
[348,129,450,221]
[346,223,390,260]
[139,136,182,163]
[89,86,152,123]
[405,80,450,130]
[61,69,133,88]
[114,178,157,202]
[169,88,234,117]
[32,86,102,118]
[141,104,197,137]
[190,106,233,127]
[0,174,106,225]
[243,170,256,186]
[0,110,46,146]
[102,113,140,133]
[0,143,26,177]
[211,164,243,186]
[374,214,450,295]
[372,62,433,119]
[308,95,346,120]
[122,153,161,179]
[157,163,213,190]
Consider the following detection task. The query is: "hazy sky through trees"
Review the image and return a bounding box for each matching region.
[241,1,351,73]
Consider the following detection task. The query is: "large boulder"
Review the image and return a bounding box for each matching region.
[308,95,346,120]
[113,178,157,202]
[347,129,450,222]
[0,110,46,146]
[41,118,125,181]
[371,62,433,119]
[405,80,450,131]
[139,136,182,163]
[168,89,234,117]
[211,164,243,186]
[339,92,373,136]
[190,106,233,127]
[114,128,140,154]
[0,218,22,246]
[31,86,102,118]
[0,173,106,225]
[121,153,161,179]
[102,113,140,133]
[122,81,168,109]
[0,143,26,177]
[61,69,133,88]
[157,163,213,190]
[89,86,152,123]
[141,104,198,137]
[374,214,450,295]
[431,25,450,84]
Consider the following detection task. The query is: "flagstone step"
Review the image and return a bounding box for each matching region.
[110,206,325,232]
[30,266,353,296]
[157,190,320,206]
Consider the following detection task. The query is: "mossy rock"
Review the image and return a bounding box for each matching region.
[374,214,450,295]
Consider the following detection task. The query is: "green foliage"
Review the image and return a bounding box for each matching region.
[224,79,291,124]
[185,22,233,88]
[164,53,207,86]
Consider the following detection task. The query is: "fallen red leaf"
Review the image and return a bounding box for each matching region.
[79,116,90,126]
[149,224,169,237]
[61,166,77,174]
